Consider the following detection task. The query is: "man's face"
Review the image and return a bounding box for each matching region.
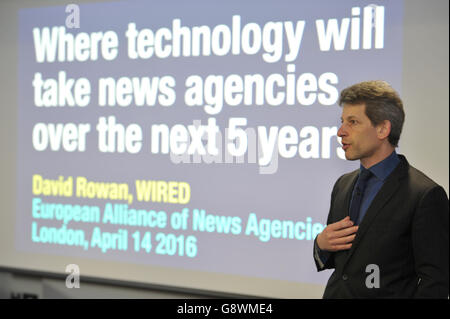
[337,103,383,163]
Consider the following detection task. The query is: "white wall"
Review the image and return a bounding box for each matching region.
[401,0,449,195]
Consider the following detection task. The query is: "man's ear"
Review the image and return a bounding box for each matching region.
[377,120,391,140]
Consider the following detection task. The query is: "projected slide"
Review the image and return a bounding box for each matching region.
[16,0,403,290]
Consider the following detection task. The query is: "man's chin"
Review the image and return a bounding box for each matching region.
[344,152,359,161]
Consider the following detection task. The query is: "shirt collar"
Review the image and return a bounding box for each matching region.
[360,150,400,181]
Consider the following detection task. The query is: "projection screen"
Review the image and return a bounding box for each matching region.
[0,0,448,298]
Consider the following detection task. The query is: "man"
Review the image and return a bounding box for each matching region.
[313,80,449,298]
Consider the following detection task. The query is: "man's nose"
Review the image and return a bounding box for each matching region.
[337,124,346,137]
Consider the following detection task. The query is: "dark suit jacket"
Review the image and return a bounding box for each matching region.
[314,155,449,298]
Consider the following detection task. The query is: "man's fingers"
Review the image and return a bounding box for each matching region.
[328,216,354,231]
[330,234,357,245]
[318,217,359,251]
[333,225,359,238]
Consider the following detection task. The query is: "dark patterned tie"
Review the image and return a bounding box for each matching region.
[349,169,373,225]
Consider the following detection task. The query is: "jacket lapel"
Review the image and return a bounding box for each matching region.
[335,171,359,223]
[342,155,409,266]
